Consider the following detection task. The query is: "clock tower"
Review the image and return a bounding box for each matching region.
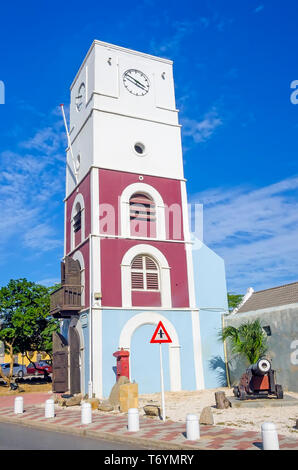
[66,40,184,195]
[51,40,228,398]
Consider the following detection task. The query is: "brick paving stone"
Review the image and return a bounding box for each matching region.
[235,441,258,450]
[160,436,182,441]
[143,432,162,438]
[103,425,127,433]
[204,442,223,450]
[89,424,106,431]
[56,419,80,426]
[163,432,181,438]
[280,442,298,449]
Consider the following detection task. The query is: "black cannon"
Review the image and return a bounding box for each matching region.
[233,358,283,400]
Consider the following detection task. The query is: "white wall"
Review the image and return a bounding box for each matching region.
[93,111,184,179]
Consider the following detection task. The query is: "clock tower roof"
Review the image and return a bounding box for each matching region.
[71,40,173,91]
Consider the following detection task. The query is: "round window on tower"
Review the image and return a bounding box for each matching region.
[134,142,146,156]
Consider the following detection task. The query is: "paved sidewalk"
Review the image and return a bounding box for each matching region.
[0,397,297,450]
[0,392,50,408]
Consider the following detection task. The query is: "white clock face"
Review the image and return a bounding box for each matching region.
[123,69,150,96]
[75,82,85,112]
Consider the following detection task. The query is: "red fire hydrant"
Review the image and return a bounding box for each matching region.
[113,348,130,381]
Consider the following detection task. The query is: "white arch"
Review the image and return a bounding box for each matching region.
[119,182,166,239]
[71,193,85,250]
[121,244,172,308]
[119,312,181,391]
[72,250,85,306]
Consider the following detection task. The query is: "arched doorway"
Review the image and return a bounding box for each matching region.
[118,312,181,393]
[130,324,170,394]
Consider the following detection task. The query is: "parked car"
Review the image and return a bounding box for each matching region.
[26,361,52,376]
[39,359,52,368]
[0,363,27,378]
[37,360,52,373]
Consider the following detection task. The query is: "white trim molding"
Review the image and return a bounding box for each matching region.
[91,235,101,308]
[91,167,100,235]
[230,287,254,315]
[118,311,181,391]
[72,250,86,306]
[119,182,166,240]
[121,244,172,308]
[71,193,85,251]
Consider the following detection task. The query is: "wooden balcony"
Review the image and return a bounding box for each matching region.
[50,285,84,318]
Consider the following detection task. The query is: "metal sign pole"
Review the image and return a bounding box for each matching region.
[159,342,166,421]
[150,321,171,422]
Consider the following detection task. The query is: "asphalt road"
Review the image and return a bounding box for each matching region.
[0,422,144,450]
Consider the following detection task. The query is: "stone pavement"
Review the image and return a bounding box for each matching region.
[0,392,50,408]
[0,395,297,450]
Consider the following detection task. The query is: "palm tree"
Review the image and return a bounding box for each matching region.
[219,319,268,365]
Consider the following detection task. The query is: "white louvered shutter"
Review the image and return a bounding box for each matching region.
[131,255,159,291]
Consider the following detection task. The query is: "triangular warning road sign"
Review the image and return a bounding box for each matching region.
[150,321,172,343]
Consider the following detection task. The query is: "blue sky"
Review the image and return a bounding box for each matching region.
[0,0,297,295]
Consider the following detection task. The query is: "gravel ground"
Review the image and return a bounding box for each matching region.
[138,387,298,439]
[0,381,52,396]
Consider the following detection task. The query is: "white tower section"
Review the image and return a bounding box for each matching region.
[66,40,184,196]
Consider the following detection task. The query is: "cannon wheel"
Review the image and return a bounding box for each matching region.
[233,386,239,397]
[239,389,247,400]
[275,384,283,399]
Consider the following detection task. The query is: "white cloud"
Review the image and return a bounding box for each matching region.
[191,176,298,293]
[254,5,264,13]
[35,278,60,287]
[181,108,223,143]
[20,120,65,160]
[0,115,65,261]
[23,223,63,251]
[150,20,194,57]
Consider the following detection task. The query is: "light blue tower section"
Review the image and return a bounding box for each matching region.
[192,239,228,388]
[60,242,228,396]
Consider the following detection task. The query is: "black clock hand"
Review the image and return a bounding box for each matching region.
[125,75,146,90]
[130,77,147,90]
[126,75,147,91]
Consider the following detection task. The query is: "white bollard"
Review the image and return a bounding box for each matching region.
[128,408,139,432]
[186,414,200,441]
[14,396,24,414]
[261,422,279,450]
[81,402,92,425]
[45,399,55,418]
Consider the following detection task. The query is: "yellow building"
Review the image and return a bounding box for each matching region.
[0,343,51,366]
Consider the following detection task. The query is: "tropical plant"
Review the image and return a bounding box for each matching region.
[227,292,243,312]
[219,319,268,365]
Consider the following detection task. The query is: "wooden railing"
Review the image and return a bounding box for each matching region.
[50,285,84,317]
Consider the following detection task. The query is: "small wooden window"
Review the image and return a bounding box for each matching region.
[131,255,159,291]
[73,207,81,232]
